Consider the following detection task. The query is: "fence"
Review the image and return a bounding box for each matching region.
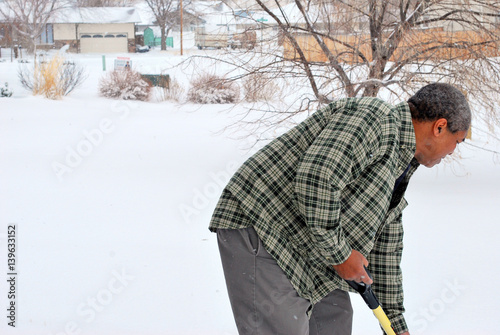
[140,74,170,89]
[283,28,500,63]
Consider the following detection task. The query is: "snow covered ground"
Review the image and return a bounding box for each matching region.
[0,48,499,335]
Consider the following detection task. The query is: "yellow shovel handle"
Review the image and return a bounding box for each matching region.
[372,306,396,335]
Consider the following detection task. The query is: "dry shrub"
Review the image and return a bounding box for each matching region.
[34,56,62,98]
[187,73,239,104]
[18,55,87,99]
[243,72,282,102]
[155,77,185,102]
[99,69,151,101]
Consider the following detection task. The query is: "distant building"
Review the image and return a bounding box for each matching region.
[48,7,141,53]
[0,23,14,47]
[134,1,201,50]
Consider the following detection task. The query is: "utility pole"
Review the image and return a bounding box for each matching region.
[180,0,183,55]
[256,17,267,49]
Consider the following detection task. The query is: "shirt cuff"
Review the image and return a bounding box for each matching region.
[388,313,408,334]
[321,236,352,265]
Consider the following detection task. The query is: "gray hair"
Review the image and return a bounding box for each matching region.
[408,83,471,133]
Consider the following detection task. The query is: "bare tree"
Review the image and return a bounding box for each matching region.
[261,0,500,98]
[0,0,63,52]
[74,0,138,7]
[189,0,500,143]
[145,0,182,50]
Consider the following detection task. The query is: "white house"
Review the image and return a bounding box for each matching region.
[50,7,141,53]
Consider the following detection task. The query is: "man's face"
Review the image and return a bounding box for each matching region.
[415,127,468,168]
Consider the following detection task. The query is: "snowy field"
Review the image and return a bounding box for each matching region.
[0,48,499,335]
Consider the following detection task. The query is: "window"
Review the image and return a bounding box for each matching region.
[116,34,127,38]
[81,34,91,38]
[39,24,54,44]
[105,34,115,38]
[93,34,103,38]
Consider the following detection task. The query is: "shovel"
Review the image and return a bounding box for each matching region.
[346,268,396,335]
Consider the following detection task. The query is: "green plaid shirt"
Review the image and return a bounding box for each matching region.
[210,97,418,334]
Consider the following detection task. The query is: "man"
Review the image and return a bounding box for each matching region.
[209,83,471,335]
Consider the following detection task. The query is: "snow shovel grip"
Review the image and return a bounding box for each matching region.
[346,268,397,335]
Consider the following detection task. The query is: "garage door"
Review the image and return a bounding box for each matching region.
[80,33,128,53]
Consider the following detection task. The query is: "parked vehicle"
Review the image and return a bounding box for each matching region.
[229,31,257,50]
[195,27,228,49]
[195,28,257,50]
[136,45,151,53]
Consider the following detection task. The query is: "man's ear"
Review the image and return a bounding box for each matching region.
[433,118,448,136]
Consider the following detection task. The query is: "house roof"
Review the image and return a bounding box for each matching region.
[133,2,157,26]
[51,7,142,24]
[269,3,312,24]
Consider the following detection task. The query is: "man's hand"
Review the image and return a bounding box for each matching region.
[399,332,410,335]
[332,249,373,285]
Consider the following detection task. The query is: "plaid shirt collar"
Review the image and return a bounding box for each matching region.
[395,101,417,171]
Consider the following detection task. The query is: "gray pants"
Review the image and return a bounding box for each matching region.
[217,227,353,335]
